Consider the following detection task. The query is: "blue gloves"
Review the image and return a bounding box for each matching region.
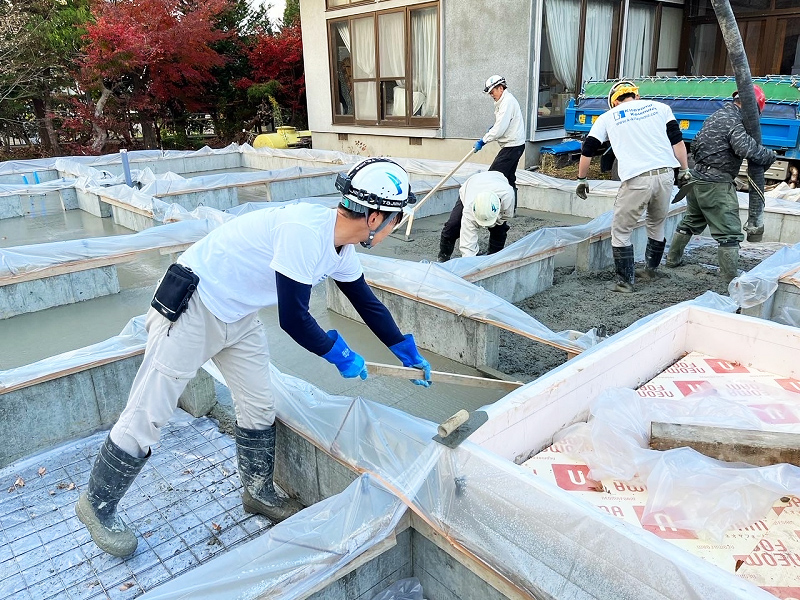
[322,330,368,380]
[389,334,432,387]
[473,139,485,152]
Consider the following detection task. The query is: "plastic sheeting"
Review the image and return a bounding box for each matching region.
[0,315,146,391]
[371,578,424,600]
[555,383,800,541]
[358,254,594,353]
[0,219,217,279]
[0,294,776,599]
[729,241,800,308]
[139,472,407,600]
[0,179,75,197]
[441,211,613,279]
[479,291,739,423]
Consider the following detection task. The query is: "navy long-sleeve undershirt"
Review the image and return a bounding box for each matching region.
[275,272,404,356]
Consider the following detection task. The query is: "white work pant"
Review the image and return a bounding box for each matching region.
[111,294,274,458]
[611,171,674,247]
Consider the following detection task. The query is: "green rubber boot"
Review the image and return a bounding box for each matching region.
[718,244,740,284]
[666,231,692,268]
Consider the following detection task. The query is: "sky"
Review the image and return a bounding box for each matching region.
[267,0,287,25]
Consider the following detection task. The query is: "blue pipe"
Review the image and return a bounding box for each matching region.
[120,149,133,186]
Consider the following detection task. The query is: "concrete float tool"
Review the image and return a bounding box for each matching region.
[432,409,489,449]
[391,147,476,242]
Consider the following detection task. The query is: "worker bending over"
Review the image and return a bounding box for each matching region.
[474,75,526,201]
[666,85,776,282]
[438,170,515,261]
[76,158,432,558]
[576,80,689,293]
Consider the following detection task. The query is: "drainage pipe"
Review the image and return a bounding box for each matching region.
[709,0,766,242]
[120,148,133,187]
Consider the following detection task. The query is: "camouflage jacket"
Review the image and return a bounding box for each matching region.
[691,102,775,182]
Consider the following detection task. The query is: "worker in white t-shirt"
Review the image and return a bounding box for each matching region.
[438,171,515,261]
[575,80,689,293]
[76,158,432,558]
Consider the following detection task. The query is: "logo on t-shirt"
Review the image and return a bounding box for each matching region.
[615,110,626,120]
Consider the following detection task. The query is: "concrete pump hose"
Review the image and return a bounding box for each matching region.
[709,0,766,241]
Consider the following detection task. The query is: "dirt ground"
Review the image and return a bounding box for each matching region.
[499,238,780,382]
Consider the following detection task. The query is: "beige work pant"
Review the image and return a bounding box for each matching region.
[611,171,674,247]
[111,293,274,458]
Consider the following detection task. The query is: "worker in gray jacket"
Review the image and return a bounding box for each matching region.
[474,76,526,200]
[666,86,776,282]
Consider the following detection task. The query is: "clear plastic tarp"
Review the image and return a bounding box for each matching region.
[358,254,594,353]
[729,241,800,308]
[0,219,217,278]
[0,179,75,197]
[555,382,800,541]
[0,295,775,599]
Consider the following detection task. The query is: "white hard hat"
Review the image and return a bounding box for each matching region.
[484,75,506,94]
[473,191,501,227]
[336,157,416,213]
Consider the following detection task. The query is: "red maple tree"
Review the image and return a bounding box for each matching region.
[243,24,306,127]
[79,0,235,151]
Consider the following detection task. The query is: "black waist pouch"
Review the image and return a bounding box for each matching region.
[151,263,200,322]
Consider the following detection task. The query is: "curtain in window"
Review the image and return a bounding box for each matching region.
[352,17,377,120]
[412,7,438,117]
[544,0,580,91]
[656,6,682,73]
[623,4,654,78]
[335,23,353,115]
[336,22,350,52]
[582,1,613,83]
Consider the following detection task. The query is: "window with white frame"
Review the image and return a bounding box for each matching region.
[329,3,440,127]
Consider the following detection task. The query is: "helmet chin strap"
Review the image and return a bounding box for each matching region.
[360,211,396,249]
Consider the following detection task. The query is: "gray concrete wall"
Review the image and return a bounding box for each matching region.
[470,255,556,304]
[76,189,113,218]
[0,196,23,219]
[306,529,414,600]
[266,174,338,202]
[157,187,238,212]
[442,0,533,141]
[111,205,157,232]
[59,187,79,210]
[0,266,121,319]
[306,527,517,600]
[0,356,215,468]
[326,279,499,368]
[274,420,359,507]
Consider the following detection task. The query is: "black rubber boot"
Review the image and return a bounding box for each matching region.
[438,237,456,262]
[235,424,303,523]
[666,230,692,268]
[75,436,149,557]
[637,237,667,281]
[488,221,510,255]
[611,245,635,293]
[718,244,740,283]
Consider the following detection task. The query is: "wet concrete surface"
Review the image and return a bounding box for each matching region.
[0,202,132,249]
